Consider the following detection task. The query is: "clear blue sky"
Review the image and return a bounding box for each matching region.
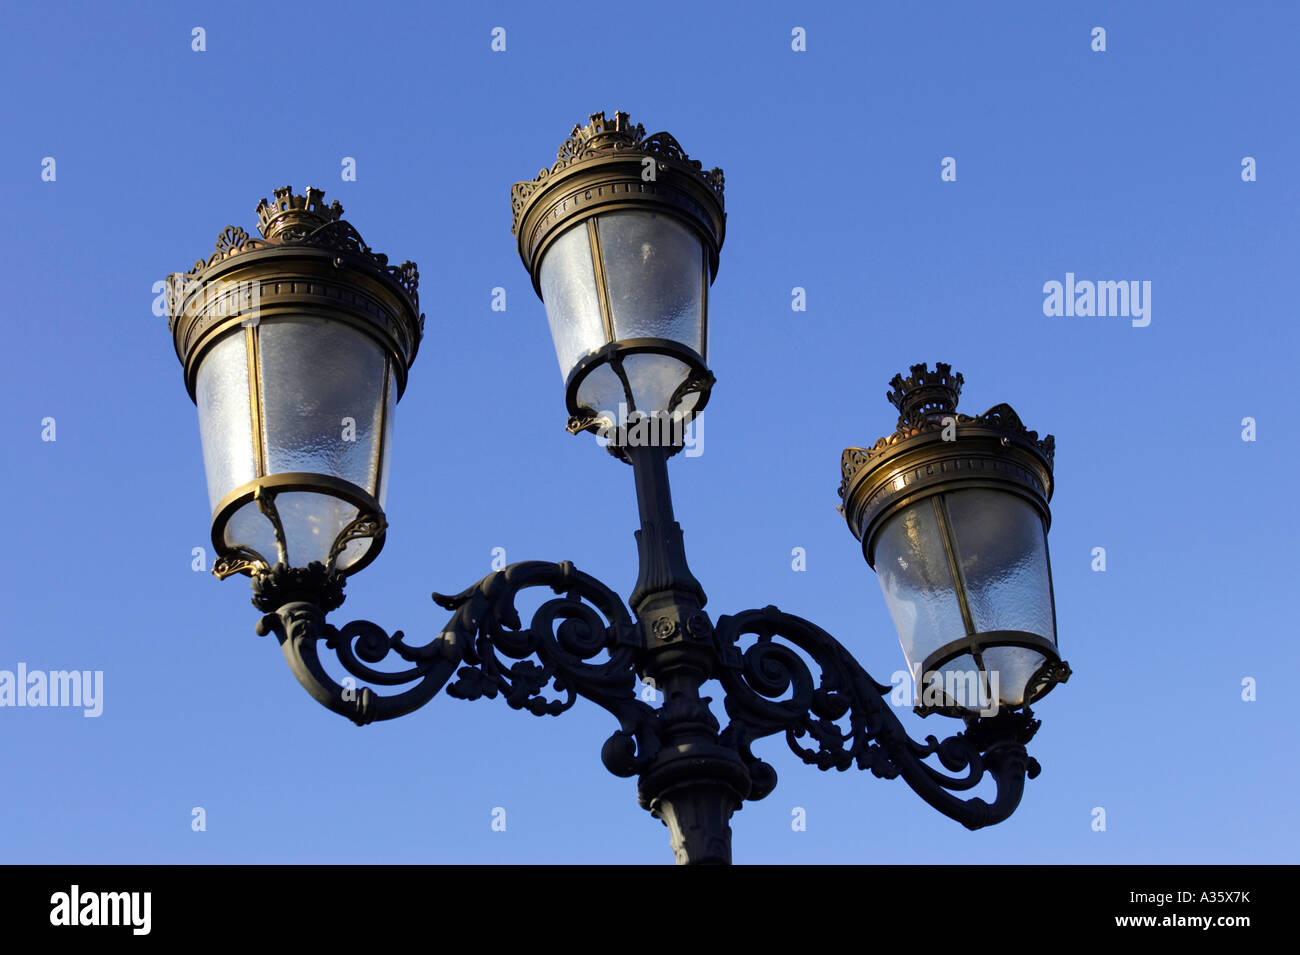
[1,0,1296,863]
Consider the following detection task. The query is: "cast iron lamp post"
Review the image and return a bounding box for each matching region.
[164,111,1070,865]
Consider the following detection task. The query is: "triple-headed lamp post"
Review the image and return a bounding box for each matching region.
[165,111,1070,864]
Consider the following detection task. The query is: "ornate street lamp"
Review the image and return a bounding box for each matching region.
[166,187,422,609]
[164,114,1070,865]
[838,363,1071,717]
[510,110,723,451]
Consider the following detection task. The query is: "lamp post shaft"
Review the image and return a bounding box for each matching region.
[627,444,706,612]
[626,445,750,863]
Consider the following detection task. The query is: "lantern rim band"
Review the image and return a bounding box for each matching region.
[171,247,421,403]
[516,157,725,298]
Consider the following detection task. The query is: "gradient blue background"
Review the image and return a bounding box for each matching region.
[1,0,1296,863]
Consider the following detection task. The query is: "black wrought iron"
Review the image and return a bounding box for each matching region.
[249,442,1051,864]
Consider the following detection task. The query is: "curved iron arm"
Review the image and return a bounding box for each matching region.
[254,562,660,777]
[714,606,1041,831]
[254,602,462,725]
[253,562,1043,837]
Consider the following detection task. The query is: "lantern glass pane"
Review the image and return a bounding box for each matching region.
[223,499,280,566]
[333,534,373,572]
[873,500,965,683]
[258,318,386,494]
[979,646,1051,708]
[945,488,1056,642]
[597,211,704,353]
[915,651,996,714]
[915,647,1048,713]
[620,352,692,418]
[538,224,606,379]
[274,491,362,568]
[195,331,256,513]
[221,493,374,570]
[574,362,626,425]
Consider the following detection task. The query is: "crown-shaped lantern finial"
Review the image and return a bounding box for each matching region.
[255,186,344,241]
[571,110,644,153]
[887,362,964,427]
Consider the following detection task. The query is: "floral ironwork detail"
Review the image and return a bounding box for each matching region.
[434,561,659,777]
[251,562,346,614]
[714,605,1041,829]
[256,560,661,777]
[215,225,252,254]
[212,550,268,582]
[254,563,1043,831]
[326,511,387,576]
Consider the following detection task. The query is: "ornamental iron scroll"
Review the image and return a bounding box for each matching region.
[253,557,1046,840]
[253,560,662,778]
[714,606,1042,831]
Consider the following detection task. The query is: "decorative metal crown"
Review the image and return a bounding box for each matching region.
[510,110,725,237]
[255,185,343,240]
[887,362,964,427]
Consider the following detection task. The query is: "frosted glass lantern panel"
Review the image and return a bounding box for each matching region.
[195,331,257,513]
[944,488,1056,642]
[222,499,281,567]
[873,501,965,683]
[619,352,692,417]
[258,318,387,497]
[222,493,374,570]
[979,645,1052,708]
[597,211,704,355]
[538,224,606,379]
[274,491,363,568]
[919,651,997,713]
[918,646,1049,712]
[574,363,624,425]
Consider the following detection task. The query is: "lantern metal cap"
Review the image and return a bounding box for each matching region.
[510,110,726,295]
[164,186,424,401]
[838,363,1057,562]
